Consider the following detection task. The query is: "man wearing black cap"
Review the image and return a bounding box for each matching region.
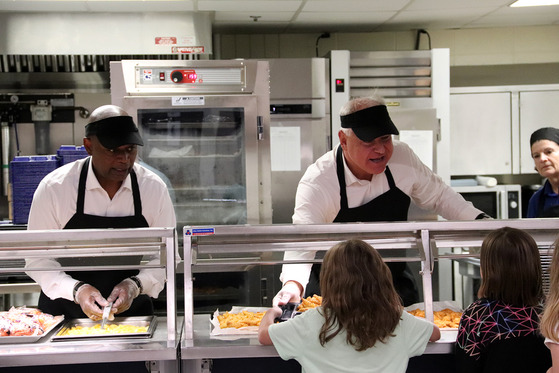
[274,96,486,307]
[25,105,176,323]
[527,127,559,217]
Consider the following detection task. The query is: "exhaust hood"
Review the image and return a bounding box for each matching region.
[0,12,212,55]
[0,12,212,74]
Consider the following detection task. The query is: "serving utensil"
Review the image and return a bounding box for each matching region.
[100,302,113,330]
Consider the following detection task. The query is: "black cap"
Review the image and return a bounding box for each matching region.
[85,116,143,149]
[530,127,559,147]
[340,105,399,142]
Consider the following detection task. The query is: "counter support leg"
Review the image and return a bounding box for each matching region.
[148,360,180,373]
[182,358,212,373]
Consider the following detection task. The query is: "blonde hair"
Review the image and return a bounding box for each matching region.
[541,236,559,341]
[318,239,402,351]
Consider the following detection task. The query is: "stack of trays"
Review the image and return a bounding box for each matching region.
[56,145,88,166]
[10,155,58,224]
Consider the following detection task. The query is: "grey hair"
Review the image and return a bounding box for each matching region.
[339,95,386,116]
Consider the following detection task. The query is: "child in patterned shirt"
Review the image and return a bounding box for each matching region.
[455,226,551,372]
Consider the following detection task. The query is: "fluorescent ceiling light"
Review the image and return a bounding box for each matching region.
[510,0,559,7]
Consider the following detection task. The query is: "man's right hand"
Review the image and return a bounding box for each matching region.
[273,281,302,307]
[74,284,108,320]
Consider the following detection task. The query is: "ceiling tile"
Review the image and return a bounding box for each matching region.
[301,0,409,12]
[213,11,294,22]
[405,0,513,10]
[199,0,300,12]
[296,11,397,23]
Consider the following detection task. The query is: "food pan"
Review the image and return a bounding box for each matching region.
[51,315,157,341]
[0,315,64,344]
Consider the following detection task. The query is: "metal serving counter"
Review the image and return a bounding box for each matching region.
[0,227,179,372]
[180,219,559,371]
[1,220,558,372]
[0,317,180,369]
[181,314,457,358]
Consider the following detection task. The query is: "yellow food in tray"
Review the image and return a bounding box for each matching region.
[64,324,148,335]
[407,308,462,329]
[217,310,266,329]
[297,295,322,312]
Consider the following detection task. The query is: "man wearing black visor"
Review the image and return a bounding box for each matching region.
[274,96,486,307]
[25,105,176,326]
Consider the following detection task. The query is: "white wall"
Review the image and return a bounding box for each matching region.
[214,25,559,67]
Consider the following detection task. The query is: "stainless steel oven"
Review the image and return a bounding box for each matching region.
[110,59,274,313]
[111,59,272,227]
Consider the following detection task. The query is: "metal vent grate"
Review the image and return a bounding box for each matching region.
[0,54,207,73]
[349,50,432,99]
[541,250,553,296]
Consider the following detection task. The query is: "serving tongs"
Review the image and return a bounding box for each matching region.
[275,302,301,323]
[100,302,113,330]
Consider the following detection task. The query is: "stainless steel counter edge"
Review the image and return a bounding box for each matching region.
[179,315,456,360]
[0,317,180,367]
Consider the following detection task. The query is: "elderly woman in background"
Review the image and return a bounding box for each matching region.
[527,127,559,218]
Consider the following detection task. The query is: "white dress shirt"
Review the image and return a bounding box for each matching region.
[25,157,177,301]
[281,141,483,289]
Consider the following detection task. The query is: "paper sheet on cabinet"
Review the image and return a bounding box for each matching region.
[270,127,301,171]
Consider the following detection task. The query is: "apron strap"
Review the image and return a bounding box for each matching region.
[336,147,349,210]
[129,169,143,217]
[385,166,396,189]
[76,157,90,215]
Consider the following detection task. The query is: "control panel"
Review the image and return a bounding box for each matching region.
[134,66,246,91]
[170,69,198,84]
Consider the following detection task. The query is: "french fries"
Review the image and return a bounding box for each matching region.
[407,308,462,328]
[297,295,322,312]
[217,310,265,329]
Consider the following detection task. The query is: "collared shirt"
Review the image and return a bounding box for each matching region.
[527,180,559,218]
[25,157,177,301]
[281,141,483,288]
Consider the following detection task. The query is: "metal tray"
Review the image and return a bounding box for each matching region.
[0,315,64,344]
[51,315,157,342]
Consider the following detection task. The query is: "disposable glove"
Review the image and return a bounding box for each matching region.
[74,284,108,321]
[107,278,140,315]
[272,281,302,307]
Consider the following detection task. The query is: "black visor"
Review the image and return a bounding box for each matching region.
[340,105,398,142]
[85,116,144,149]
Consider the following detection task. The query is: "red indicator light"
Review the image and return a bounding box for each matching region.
[159,72,165,81]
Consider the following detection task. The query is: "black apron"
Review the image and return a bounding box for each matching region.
[38,157,153,319]
[305,147,419,306]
